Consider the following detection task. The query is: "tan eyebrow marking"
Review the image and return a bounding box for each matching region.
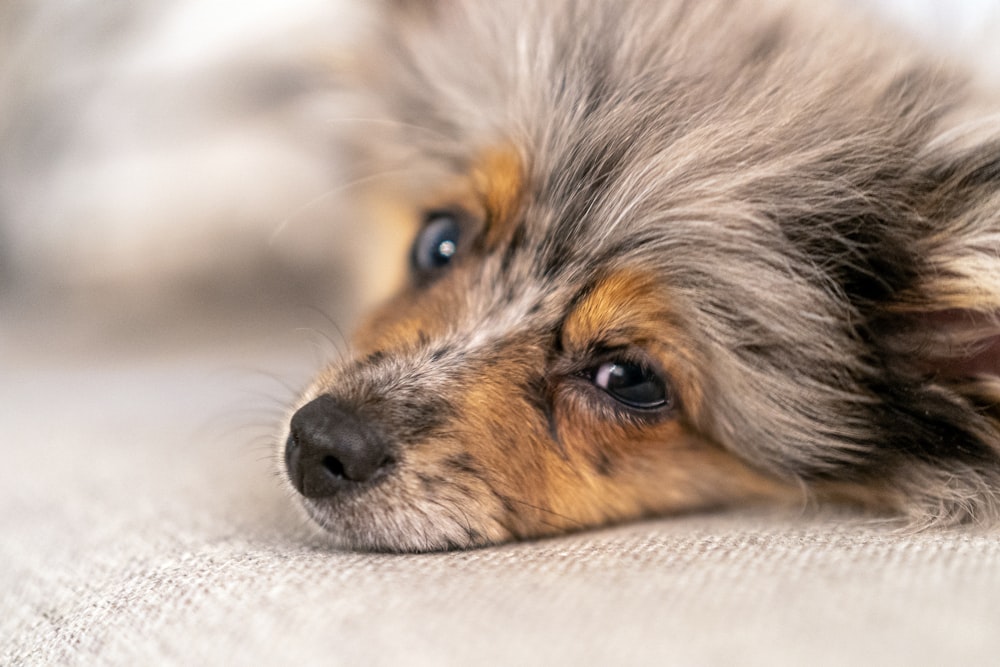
[472,145,525,247]
[561,269,709,425]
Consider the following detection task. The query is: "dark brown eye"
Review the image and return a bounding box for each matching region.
[589,360,669,410]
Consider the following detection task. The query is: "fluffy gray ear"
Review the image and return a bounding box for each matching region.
[844,125,1000,527]
[887,124,1000,383]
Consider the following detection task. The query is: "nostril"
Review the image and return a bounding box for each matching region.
[285,394,393,498]
[322,455,346,479]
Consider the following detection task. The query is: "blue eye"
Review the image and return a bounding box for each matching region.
[412,214,461,274]
[590,360,670,410]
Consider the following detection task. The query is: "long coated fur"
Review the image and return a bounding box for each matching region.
[282,0,1000,551]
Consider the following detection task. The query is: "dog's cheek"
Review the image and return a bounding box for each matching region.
[444,371,793,540]
[446,373,579,539]
[541,397,801,530]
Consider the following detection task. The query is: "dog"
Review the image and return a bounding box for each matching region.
[280,0,1000,552]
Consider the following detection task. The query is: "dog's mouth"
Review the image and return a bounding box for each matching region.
[286,454,518,554]
[282,390,521,552]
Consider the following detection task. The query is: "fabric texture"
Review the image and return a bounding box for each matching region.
[2,314,1000,666]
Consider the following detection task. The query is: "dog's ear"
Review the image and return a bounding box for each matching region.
[846,124,1000,525]
[888,124,1000,383]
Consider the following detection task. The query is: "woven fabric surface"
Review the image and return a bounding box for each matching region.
[2,323,999,667]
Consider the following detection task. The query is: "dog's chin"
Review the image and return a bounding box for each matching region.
[296,489,512,553]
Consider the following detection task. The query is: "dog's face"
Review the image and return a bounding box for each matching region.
[281,0,1000,551]
[285,143,798,550]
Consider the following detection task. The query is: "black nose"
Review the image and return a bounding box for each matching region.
[284,395,391,498]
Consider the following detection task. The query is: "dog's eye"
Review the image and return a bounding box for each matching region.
[589,360,669,410]
[412,213,461,274]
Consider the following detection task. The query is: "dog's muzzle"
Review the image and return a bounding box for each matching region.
[284,395,392,498]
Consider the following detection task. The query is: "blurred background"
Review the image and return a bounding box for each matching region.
[1,0,379,371]
[1,0,999,367]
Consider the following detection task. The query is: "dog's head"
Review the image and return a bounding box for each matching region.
[281,0,1000,551]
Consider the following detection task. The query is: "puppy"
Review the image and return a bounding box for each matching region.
[281,0,1000,552]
